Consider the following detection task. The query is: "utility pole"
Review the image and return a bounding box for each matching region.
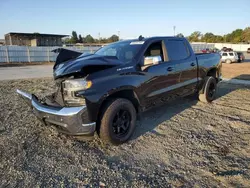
[173,26,176,37]
[98,32,100,44]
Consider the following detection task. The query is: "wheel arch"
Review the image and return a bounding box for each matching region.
[101,87,140,111]
[95,88,141,131]
[206,67,219,82]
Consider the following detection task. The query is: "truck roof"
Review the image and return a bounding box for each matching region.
[116,36,183,45]
[142,36,179,40]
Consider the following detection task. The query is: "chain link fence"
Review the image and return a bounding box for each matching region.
[0,43,250,63]
[0,46,100,63]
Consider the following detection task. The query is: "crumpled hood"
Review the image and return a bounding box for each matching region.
[53,53,122,79]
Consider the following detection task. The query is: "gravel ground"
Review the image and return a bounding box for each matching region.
[0,79,250,187]
[222,62,250,80]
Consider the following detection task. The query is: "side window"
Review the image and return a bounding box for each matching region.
[164,40,189,61]
[104,48,117,56]
[144,41,163,61]
[229,53,234,56]
[222,53,228,56]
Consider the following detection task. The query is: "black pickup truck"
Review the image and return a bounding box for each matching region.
[17,36,221,145]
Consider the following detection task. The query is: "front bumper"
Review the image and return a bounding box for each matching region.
[16,89,96,136]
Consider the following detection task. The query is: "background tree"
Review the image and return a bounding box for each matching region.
[214,35,224,43]
[242,27,250,43]
[85,34,95,43]
[71,31,78,44]
[201,32,215,43]
[187,31,201,42]
[224,29,243,43]
[176,33,184,38]
[67,27,250,45]
[231,29,243,43]
[108,34,119,42]
[186,27,250,43]
[78,34,83,43]
[100,37,108,43]
[62,37,71,44]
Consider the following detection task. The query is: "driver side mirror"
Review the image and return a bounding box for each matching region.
[143,56,162,66]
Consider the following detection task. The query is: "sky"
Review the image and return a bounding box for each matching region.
[0,0,249,39]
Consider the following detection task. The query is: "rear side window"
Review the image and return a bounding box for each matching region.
[164,40,189,61]
[222,53,227,56]
[229,53,234,56]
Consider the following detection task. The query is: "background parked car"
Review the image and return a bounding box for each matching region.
[247,48,250,53]
[221,47,233,52]
[201,48,210,53]
[221,47,227,51]
[201,48,219,53]
[236,52,245,62]
[220,51,238,64]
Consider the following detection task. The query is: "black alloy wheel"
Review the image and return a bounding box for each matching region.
[99,98,137,145]
[112,109,131,138]
[199,76,217,103]
[208,82,216,99]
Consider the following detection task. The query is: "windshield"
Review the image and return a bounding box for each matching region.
[95,41,143,63]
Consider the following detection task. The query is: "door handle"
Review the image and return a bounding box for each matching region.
[167,67,173,72]
[190,62,196,66]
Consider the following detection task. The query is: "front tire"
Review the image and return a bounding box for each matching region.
[199,76,217,103]
[99,98,137,145]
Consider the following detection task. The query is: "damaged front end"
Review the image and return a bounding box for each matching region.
[16,48,122,137]
[16,49,99,136]
[16,89,96,136]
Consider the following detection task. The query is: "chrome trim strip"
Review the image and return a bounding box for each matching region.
[17,89,32,100]
[17,89,86,116]
[31,98,86,116]
[82,122,96,127]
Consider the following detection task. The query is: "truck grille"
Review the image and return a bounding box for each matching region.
[53,85,65,106]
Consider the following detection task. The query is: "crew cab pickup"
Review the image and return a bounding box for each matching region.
[17,36,222,145]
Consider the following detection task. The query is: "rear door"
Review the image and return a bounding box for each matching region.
[164,39,198,96]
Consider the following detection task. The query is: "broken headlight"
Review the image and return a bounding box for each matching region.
[62,79,92,106]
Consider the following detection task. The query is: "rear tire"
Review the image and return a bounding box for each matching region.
[225,59,232,64]
[199,76,217,103]
[99,98,137,145]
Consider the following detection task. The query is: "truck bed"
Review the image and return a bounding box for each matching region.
[196,53,221,81]
[196,53,220,67]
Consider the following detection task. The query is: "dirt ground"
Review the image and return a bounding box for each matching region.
[0,62,54,67]
[0,79,250,187]
[222,62,250,80]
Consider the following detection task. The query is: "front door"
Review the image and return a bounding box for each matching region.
[138,41,180,110]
